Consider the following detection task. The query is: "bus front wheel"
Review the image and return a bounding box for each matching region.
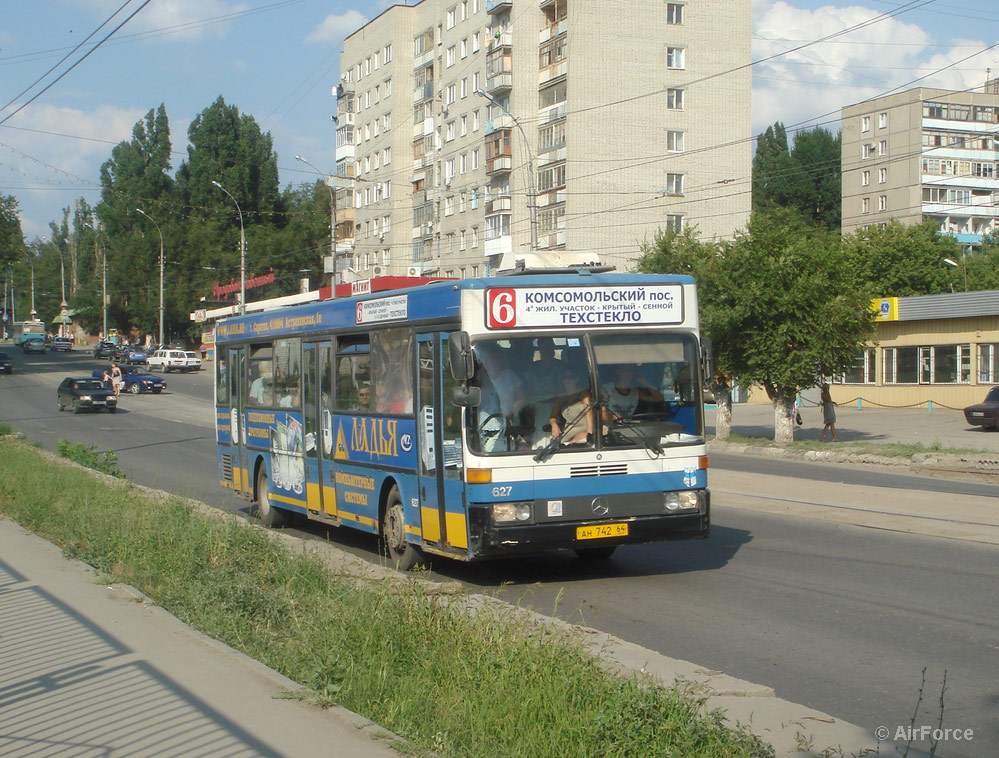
[254,467,286,528]
[381,486,426,571]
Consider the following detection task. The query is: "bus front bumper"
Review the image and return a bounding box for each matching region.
[468,493,709,559]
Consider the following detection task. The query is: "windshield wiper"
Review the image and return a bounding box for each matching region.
[610,418,664,457]
[533,401,596,463]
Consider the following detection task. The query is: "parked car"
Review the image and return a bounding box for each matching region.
[0,351,11,374]
[963,386,999,430]
[92,365,165,394]
[148,348,202,373]
[57,376,118,414]
[93,341,116,359]
[22,336,46,354]
[122,347,148,365]
[51,336,72,351]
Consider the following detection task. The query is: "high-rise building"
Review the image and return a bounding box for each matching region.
[333,0,751,282]
[841,82,999,245]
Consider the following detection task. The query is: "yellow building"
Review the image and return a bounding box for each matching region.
[827,291,999,409]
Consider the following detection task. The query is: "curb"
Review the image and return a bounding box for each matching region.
[707,439,999,481]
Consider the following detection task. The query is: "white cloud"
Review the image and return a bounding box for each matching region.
[67,0,251,42]
[2,102,144,236]
[752,1,931,134]
[305,10,368,45]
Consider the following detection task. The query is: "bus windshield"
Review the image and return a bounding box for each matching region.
[467,333,704,455]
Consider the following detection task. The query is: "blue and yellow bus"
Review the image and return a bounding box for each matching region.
[214,269,712,568]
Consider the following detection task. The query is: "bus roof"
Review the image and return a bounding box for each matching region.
[215,271,696,344]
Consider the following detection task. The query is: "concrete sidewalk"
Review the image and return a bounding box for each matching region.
[710,401,999,453]
[0,518,402,758]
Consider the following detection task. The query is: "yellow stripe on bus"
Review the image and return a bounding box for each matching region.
[270,492,307,508]
[420,507,442,543]
[445,512,468,549]
[306,482,321,510]
[323,486,338,516]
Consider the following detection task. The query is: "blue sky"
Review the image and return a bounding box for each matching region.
[1,0,998,238]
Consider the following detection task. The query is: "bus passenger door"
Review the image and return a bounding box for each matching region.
[303,340,336,521]
[228,347,249,496]
[416,333,467,553]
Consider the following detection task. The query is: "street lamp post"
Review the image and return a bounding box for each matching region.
[211,181,246,314]
[295,155,336,274]
[944,256,968,291]
[135,208,165,346]
[475,89,538,252]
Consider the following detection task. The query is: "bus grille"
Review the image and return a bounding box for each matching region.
[570,463,628,478]
[221,454,234,482]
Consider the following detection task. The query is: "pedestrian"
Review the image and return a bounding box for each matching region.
[110,362,123,397]
[820,383,837,442]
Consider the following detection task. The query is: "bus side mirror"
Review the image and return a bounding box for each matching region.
[452,385,481,407]
[700,337,714,391]
[448,331,474,381]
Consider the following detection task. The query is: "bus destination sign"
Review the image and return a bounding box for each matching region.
[356,294,408,324]
[485,285,683,329]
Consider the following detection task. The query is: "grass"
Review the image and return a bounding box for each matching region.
[0,436,773,758]
[715,433,987,459]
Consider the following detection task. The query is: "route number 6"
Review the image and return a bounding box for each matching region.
[487,289,517,327]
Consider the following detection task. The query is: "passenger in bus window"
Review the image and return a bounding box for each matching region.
[549,369,595,444]
[250,362,273,405]
[357,383,371,410]
[600,363,663,423]
[279,383,300,408]
[526,338,562,445]
[474,342,525,452]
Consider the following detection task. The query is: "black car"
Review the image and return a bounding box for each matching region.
[0,351,11,374]
[93,341,116,359]
[963,386,999,429]
[57,376,119,414]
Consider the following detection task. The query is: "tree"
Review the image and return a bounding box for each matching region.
[719,209,876,442]
[1,194,25,270]
[175,97,287,332]
[96,105,175,339]
[842,219,961,296]
[637,226,736,436]
[787,127,841,230]
[752,122,795,212]
[641,210,877,444]
[753,123,841,231]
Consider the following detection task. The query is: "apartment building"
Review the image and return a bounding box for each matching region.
[334,0,751,282]
[841,82,999,245]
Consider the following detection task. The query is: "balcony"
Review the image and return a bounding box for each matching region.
[486,195,512,214]
[488,29,512,49]
[337,81,355,97]
[412,80,434,103]
[485,71,513,94]
[486,0,512,13]
[484,113,514,134]
[486,154,513,175]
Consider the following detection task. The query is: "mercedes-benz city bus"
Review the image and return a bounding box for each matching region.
[214,269,712,568]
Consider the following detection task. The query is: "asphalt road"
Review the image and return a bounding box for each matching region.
[2,346,997,757]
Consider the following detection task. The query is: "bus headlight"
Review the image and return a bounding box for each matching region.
[664,491,701,513]
[492,501,533,524]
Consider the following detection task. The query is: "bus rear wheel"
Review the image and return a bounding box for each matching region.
[254,467,286,528]
[381,486,426,571]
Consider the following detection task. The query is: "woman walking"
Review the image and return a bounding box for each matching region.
[820,383,837,442]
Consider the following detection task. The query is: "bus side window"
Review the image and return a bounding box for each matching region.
[371,327,414,414]
[335,335,371,411]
